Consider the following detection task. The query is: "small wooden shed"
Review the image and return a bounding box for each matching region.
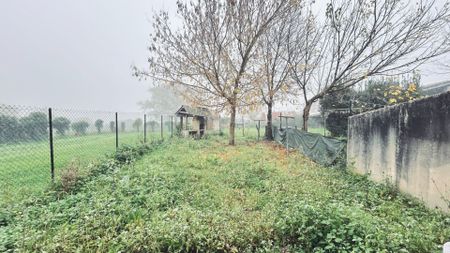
[175,105,219,137]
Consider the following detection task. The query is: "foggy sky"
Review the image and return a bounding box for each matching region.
[1,1,449,112]
[0,0,176,112]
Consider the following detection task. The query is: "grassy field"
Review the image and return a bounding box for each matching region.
[221,126,329,139]
[0,126,341,206]
[0,131,166,206]
[1,136,448,252]
[0,125,258,206]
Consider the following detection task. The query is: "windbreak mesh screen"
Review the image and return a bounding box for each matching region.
[273,127,346,165]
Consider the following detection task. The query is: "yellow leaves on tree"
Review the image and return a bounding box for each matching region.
[384,83,421,105]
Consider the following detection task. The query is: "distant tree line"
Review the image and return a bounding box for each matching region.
[0,113,90,144]
[0,111,149,144]
[0,112,49,143]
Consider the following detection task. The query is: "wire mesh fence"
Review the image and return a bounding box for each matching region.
[0,105,50,204]
[0,103,280,205]
[0,104,174,205]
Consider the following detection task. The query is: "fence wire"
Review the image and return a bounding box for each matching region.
[1,103,273,205]
[0,105,50,204]
[0,104,173,205]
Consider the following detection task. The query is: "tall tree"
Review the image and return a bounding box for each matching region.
[71,121,89,136]
[95,119,104,134]
[0,115,20,143]
[136,0,291,145]
[133,118,143,132]
[53,117,71,136]
[20,112,48,140]
[252,12,294,140]
[109,121,115,133]
[138,86,183,115]
[289,0,450,131]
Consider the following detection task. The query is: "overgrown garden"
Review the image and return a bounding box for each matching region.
[1,136,448,252]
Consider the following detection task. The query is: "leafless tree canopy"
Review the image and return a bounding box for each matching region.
[139,0,450,136]
[251,11,296,139]
[137,0,291,144]
[289,0,450,130]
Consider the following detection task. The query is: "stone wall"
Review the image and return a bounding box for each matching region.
[347,92,450,212]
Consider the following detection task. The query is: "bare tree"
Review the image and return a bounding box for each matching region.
[252,14,294,140]
[138,86,184,115]
[288,6,326,131]
[289,0,450,131]
[136,0,291,145]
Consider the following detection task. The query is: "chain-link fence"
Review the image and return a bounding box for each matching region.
[0,104,175,205]
[218,116,265,141]
[0,103,278,205]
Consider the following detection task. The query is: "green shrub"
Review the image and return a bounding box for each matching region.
[71,121,89,135]
[59,162,82,192]
[53,117,71,136]
[113,144,151,164]
[274,201,374,252]
[19,112,48,140]
[0,115,20,143]
[95,119,104,134]
[325,112,351,137]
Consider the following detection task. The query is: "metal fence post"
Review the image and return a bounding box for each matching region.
[48,108,55,182]
[218,115,221,134]
[242,116,245,136]
[279,113,282,129]
[257,120,261,141]
[115,112,119,149]
[171,116,174,138]
[144,114,147,143]
[160,115,163,140]
[286,128,289,155]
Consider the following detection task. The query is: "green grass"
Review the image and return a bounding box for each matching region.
[308,127,329,136]
[233,126,330,138]
[0,131,166,206]
[0,126,302,207]
[1,136,448,252]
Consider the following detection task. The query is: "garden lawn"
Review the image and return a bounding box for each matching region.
[1,137,449,252]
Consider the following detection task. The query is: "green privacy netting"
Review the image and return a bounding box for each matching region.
[273,127,346,165]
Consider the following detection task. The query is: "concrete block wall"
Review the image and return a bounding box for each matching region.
[347,92,450,212]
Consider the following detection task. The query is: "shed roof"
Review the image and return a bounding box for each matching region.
[175,105,212,117]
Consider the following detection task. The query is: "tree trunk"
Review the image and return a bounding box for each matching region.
[229,104,236,145]
[265,102,273,140]
[302,101,313,131]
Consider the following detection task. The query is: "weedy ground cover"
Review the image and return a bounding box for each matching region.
[1,136,448,252]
